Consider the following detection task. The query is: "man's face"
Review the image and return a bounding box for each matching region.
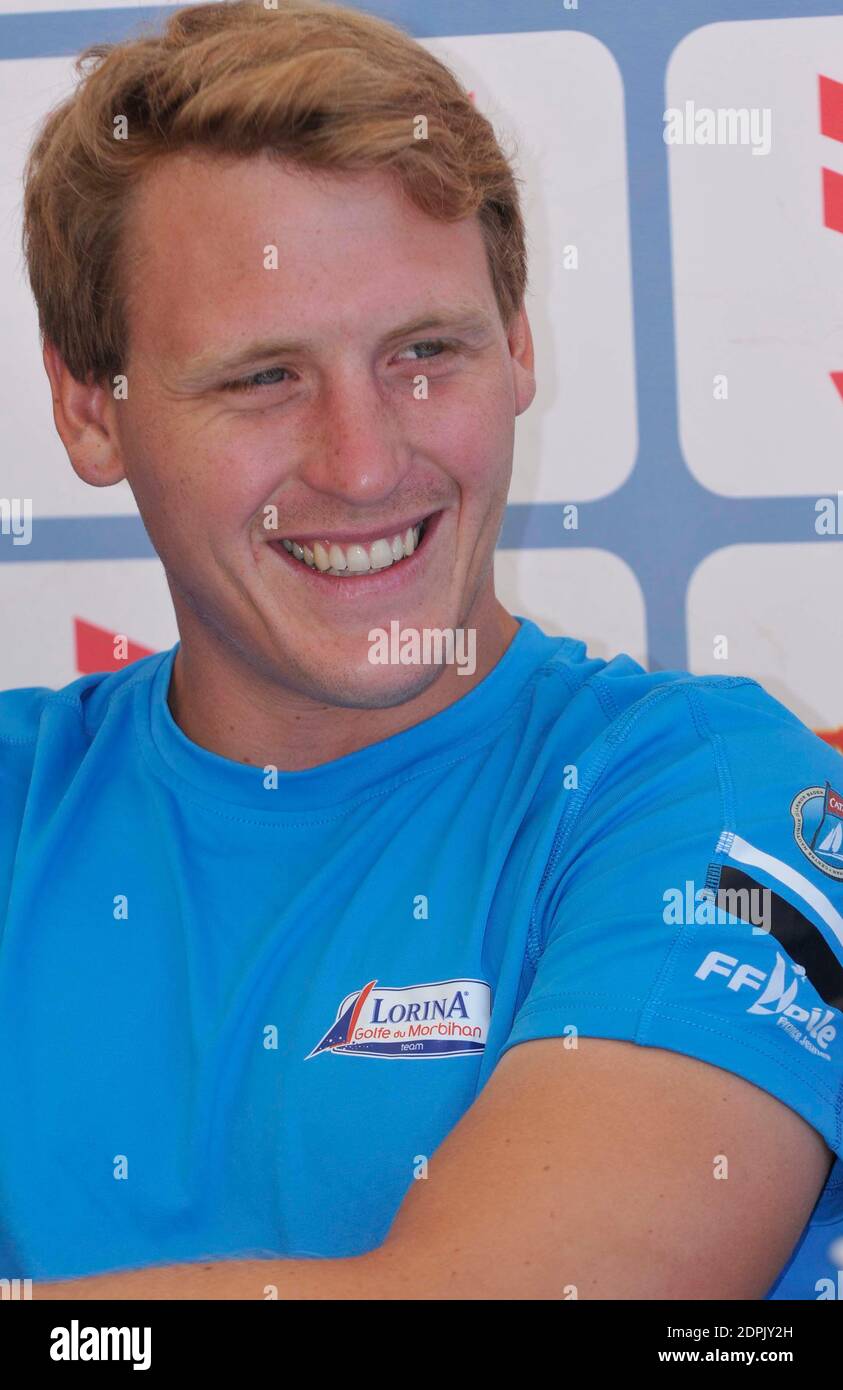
[107,151,535,707]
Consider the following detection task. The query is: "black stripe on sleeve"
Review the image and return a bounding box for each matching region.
[716,864,843,1013]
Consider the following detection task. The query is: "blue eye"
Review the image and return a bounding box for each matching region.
[226,367,291,393]
[398,340,453,361]
[224,341,454,394]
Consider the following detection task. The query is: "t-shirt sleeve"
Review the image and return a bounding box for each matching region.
[500,676,843,1160]
[0,687,52,933]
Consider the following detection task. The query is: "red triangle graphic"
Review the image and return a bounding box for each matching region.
[819,74,843,144]
[822,166,843,234]
[74,617,156,674]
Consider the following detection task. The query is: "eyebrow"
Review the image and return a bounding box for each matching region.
[176,307,497,388]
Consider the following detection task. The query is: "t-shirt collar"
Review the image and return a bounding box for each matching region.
[141,615,556,813]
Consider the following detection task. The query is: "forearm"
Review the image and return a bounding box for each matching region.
[33,1248,391,1301]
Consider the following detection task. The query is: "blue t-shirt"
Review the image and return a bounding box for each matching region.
[1,616,842,1299]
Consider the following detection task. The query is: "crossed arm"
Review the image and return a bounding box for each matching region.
[34,1035,834,1300]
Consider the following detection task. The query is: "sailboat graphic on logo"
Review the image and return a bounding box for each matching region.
[815,818,843,859]
[792,780,843,880]
[809,781,843,861]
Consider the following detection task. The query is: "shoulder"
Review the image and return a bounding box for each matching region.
[0,650,170,788]
[533,628,835,773]
[592,666,842,805]
[522,620,765,731]
[511,628,843,847]
[526,642,843,967]
[562,658,843,870]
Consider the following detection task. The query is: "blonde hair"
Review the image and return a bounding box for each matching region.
[21,0,528,385]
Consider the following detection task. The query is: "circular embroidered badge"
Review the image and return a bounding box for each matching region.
[790,785,843,881]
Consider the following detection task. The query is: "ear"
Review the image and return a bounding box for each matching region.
[506,303,536,417]
[41,339,128,488]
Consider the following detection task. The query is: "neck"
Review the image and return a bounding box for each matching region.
[166,598,520,772]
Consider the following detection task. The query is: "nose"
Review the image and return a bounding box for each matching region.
[297,360,412,506]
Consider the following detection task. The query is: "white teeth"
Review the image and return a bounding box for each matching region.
[346,543,370,574]
[278,520,427,576]
[369,538,394,570]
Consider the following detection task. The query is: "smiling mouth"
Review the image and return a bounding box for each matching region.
[272,514,434,578]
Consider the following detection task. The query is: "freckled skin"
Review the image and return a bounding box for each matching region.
[47,150,536,772]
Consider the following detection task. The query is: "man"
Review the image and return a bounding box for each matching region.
[3,0,842,1300]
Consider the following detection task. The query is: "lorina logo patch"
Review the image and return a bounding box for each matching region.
[791,782,843,881]
[305,978,492,1060]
